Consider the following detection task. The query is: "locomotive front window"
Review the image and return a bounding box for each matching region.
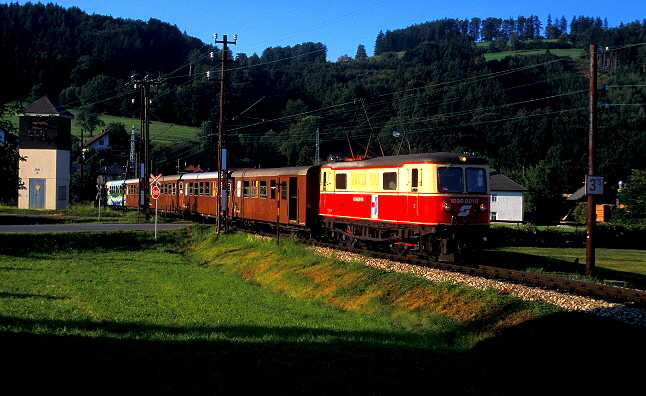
[438,167,463,192]
[466,168,487,193]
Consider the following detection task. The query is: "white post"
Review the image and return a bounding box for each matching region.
[155,196,158,240]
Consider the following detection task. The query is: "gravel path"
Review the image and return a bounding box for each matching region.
[309,246,646,327]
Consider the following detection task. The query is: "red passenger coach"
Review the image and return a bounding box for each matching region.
[319,153,490,261]
[229,166,320,231]
[122,172,221,217]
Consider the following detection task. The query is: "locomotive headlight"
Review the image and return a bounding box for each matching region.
[479,203,488,212]
[442,202,452,212]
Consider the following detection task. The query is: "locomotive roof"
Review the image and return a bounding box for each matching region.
[230,165,320,178]
[322,152,488,169]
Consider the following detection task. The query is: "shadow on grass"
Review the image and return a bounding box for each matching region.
[482,250,646,290]
[2,312,644,394]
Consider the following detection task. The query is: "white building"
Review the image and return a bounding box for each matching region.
[490,169,527,223]
[18,96,73,210]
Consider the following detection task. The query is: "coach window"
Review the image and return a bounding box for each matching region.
[179,182,184,196]
[260,180,267,199]
[411,168,419,191]
[199,181,205,196]
[251,180,258,198]
[438,167,463,192]
[194,182,199,196]
[465,168,487,193]
[383,172,397,190]
[281,181,287,200]
[335,173,347,190]
[270,180,277,199]
[321,172,327,191]
[205,181,210,196]
[243,180,250,198]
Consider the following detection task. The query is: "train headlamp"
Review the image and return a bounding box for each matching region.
[442,202,452,212]
[479,203,488,212]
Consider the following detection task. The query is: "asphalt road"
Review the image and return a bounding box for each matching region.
[0,223,189,233]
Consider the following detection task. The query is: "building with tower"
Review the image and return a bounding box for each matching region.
[18,96,73,210]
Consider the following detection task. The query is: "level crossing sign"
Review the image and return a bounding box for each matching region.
[150,173,162,187]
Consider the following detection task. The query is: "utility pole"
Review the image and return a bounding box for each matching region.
[315,128,320,165]
[586,44,598,277]
[209,34,237,233]
[131,74,164,219]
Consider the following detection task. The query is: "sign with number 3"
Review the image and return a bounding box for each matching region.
[586,175,604,195]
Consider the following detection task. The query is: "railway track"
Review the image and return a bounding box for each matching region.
[307,239,646,308]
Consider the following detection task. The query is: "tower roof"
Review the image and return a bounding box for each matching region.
[21,96,74,119]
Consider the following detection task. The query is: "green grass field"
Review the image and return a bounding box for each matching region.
[483,246,646,289]
[483,47,585,61]
[3,107,199,144]
[1,227,644,393]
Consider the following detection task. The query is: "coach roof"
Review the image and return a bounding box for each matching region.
[230,165,320,178]
[323,152,488,169]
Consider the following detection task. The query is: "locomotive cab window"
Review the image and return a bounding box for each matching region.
[335,173,347,190]
[466,168,487,193]
[438,167,463,192]
[383,172,397,190]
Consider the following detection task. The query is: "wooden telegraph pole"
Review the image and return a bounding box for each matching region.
[210,34,237,233]
[131,74,164,220]
[586,44,598,277]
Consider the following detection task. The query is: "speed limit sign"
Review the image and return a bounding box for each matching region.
[586,175,604,195]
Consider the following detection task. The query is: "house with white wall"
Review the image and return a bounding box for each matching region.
[490,169,527,223]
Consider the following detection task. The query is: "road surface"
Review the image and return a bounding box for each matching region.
[0,223,189,233]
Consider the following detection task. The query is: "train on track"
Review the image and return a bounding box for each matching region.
[108,152,491,262]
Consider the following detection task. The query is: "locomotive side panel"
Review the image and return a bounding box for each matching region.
[320,157,489,226]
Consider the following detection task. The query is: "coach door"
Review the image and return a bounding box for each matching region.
[29,178,46,209]
[288,177,298,223]
[408,168,420,220]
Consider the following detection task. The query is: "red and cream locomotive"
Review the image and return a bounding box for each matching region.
[116,152,490,262]
[319,153,489,261]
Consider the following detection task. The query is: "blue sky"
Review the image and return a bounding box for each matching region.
[6,1,645,60]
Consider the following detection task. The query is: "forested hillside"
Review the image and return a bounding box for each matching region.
[1,2,645,222]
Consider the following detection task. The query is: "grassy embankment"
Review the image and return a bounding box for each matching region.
[0,204,173,223]
[1,226,644,393]
[4,107,199,144]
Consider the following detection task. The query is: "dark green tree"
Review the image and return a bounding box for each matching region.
[619,169,646,219]
[0,102,24,205]
[75,107,105,138]
[355,44,367,60]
